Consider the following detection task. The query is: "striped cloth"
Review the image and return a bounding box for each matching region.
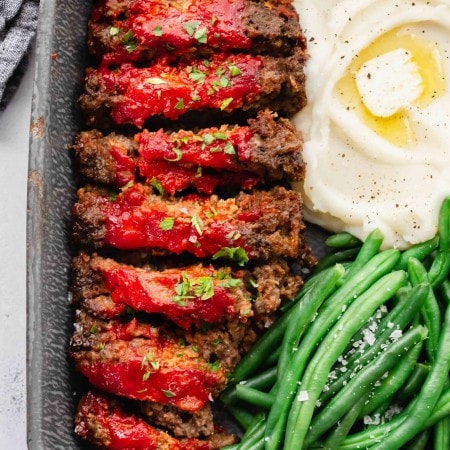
[0,0,39,107]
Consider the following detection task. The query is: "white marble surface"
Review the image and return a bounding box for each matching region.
[0,47,36,448]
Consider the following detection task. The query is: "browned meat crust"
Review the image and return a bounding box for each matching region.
[88,0,307,63]
[73,130,137,186]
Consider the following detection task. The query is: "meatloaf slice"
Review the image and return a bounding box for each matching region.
[70,309,228,411]
[71,252,305,327]
[88,0,307,64]
[72,183,309,262]
[73,110,305,193]
[75,391,224,449]
[78,50,307,128]
[71,253,253,329]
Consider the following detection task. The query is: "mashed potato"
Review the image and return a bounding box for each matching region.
[292,0,450,248]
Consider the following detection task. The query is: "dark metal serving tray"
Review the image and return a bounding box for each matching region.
[26,1,328,448]
[27,0,93,448]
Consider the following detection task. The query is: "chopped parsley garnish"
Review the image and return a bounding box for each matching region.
[122,180,134,190]
[109,191,118,202]
[173,272,195,305]
[193,277,214,300]
[159,217,175,231]
[141,352,160,380]
[89,325,98,335]
[174,98,185,110]
[191,214,203,235]
[224,142,236,155]
[145,77,167,85]
[213,246,249,266]
[208,361,221,372]
[161,389,176,398]
[212,338,222,346]
[220,97,234,110]
[183,20,200,36]
[194,27,207,44]
[151,177,165,195]
[202,133,215,145]
[153,25,163,36]
[189,67,206,83]
[219,278,242,288]
[142,371,151,381]
[213,76,231,88]
[213,132,227,140]
[228,64,241,77]
[122,30,137,53]
[226,230,241,240]
[109,26,120,36]
[165,147,183,161]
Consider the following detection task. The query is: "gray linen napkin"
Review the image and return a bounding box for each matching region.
[0,0,39,106]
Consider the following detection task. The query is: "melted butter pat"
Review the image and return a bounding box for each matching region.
[336,27,446,147]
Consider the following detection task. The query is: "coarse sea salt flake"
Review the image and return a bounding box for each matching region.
[298,390,309,401]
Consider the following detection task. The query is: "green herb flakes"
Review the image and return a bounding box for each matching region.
[213,246,249,266]
[153,25,163,36]
[109,26,120,36]
[220,97,234,110]
[151,177,165,195]
[183,20,200,36]
[161,389,176,398]
[174,98,185,110]
[145,77,167,85]
[159,217,175,231]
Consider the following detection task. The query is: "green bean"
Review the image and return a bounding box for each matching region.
[312,247,360,274]
[395,363,430,403]
[264,249,401,449]
[325,232,361,248]
[319,281,428,404]
[359,340,423,416]
[395,236,439,271]
[277,264,344,379]
[235,385,273,409]
[238,419,265,450]
[236,412,265,448]
[341,228,384,282]
[225,404,255,430]
[428,249,450,289]
[440,279,450,303]
[221,445,239,450]
[303,325,427,446]
[408,257,442,361]
[341,388,450,449]
[321,391,371,450]
[434,416,450,450]
[259,349,280,370]
[404,429,431,450]
[438,196,450,251]
[369,300,450,450]
[284,270,407,449]
[220,366,277,406]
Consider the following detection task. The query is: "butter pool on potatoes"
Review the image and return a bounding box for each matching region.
[292,0,450,249]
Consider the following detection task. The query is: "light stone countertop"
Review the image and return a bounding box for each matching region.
[0,46,36,449]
